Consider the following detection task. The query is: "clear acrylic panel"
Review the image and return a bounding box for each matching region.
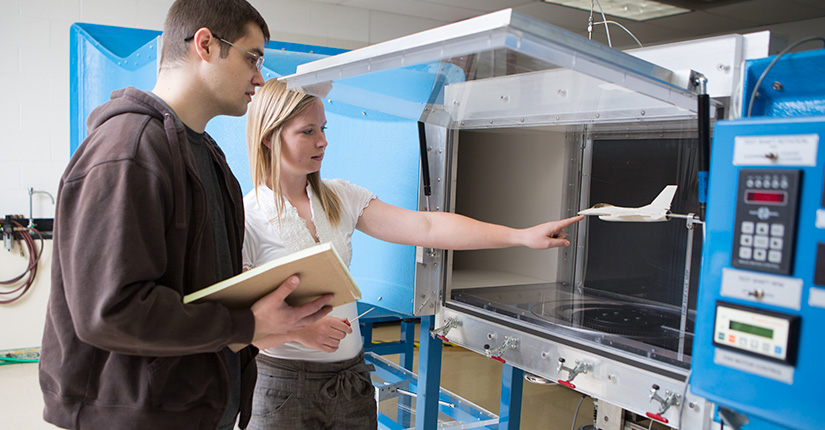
[282,9,704,129]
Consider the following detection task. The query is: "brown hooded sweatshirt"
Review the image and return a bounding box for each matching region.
[40,87,257,429]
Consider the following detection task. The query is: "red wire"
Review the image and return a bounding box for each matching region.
[0,220,44,304]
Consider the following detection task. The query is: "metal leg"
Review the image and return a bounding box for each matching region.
[400,319,416,371]
[361,321,374,346]
[415,316,442,430]
[499,364,524,430]
[398,319,416,427]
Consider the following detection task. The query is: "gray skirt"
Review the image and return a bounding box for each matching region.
[247,350,377,430]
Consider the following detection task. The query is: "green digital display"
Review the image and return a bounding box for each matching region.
[730,321,774,339]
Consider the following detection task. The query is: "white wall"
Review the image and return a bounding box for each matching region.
[2,0,824,221]
[0,0,448,221]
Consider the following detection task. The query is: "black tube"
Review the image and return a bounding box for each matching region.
[417,121,432,198]
[698,94,710,173]
[697,94,710,219]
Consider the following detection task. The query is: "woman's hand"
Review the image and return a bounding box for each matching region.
[518,215,584,249]
[291,316,353,353]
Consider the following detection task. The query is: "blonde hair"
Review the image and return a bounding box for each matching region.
[246,79,342,226]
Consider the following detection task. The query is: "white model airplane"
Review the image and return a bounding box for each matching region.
[578,185,678,222]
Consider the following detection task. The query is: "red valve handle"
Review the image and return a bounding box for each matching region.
[436,335,449,342]
[557,380,576,389]
[491,356,506,363]
[646,412,668,423]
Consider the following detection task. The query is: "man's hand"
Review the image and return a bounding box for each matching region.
[250,275,333,338]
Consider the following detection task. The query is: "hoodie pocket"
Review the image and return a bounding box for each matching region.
[149,354,223,409]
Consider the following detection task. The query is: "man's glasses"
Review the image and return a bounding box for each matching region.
[184,31,264,71]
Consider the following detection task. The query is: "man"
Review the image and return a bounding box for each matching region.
[39,1,333,429]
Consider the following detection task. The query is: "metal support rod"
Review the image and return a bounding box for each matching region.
[395,388,455,408]
[678,214,696,361]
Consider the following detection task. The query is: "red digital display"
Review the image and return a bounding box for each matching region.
[745,190,787,205]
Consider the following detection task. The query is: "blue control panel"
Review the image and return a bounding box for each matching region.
[692,115,825,430]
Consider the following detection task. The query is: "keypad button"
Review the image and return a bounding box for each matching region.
[771,223,785,237]
[769,237,783,249]
[754,249,767,261]
[742,221,755,234]
[740,235,754,246]
[739,247,753,260]
[756,223,769,235]
[768,250,782,263]
[754,236,769,249]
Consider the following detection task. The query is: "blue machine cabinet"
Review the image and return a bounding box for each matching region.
[692,49,825,430]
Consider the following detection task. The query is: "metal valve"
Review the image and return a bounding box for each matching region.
[556,358,591,383]
[430,317,461,341]
[648,384,681,415]
[483,336,519,363]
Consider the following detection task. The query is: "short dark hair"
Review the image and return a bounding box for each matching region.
[160,0,270,68]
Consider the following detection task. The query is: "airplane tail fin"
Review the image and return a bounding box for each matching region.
[647,185,678,211]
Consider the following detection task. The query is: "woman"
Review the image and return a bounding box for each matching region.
[243,79,583,429]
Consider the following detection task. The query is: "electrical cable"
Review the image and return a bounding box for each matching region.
[591,0,612,47]
[570,394,587,430]
[0,219,44,304]
[746,36,825,117]
[593,21,643,48]
[0,356,39,364]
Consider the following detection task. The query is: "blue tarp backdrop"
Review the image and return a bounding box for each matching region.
[69,23,424,314]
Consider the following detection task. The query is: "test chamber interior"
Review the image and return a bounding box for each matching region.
[283,9,714,427]
[448,125,703,370]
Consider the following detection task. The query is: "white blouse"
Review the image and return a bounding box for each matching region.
[242,179,375,362]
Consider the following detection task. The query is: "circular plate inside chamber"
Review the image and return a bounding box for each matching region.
[531,301,692,339]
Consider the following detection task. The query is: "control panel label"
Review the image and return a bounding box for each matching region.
[713,348,794,384]
[721,268,802,310]
[809,287,825,309]
[733,134,818,166]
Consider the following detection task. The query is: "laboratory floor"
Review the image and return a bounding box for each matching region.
[0,321,596,430]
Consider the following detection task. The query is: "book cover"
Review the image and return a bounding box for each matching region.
[183,242,361,309]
